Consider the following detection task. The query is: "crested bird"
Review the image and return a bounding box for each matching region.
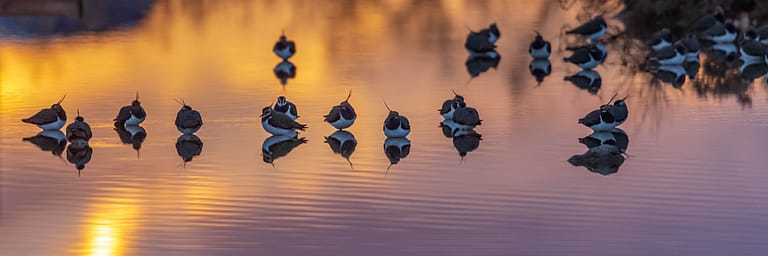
[114,91,146,126]
[274,96,299,120]
[273,32,296,60]
[565,16,607,41]
[261,106,307,136]
[383,102,410,138]
[174,99,203,134]
[465,23,500,52]
[439,89,466,120]
[22,95,67,130]
[66,110,92,145]
[529,32,551,58]
[324,90,356,130]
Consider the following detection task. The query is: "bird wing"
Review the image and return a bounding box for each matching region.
[288,41,296,54]
[324,106,341,123]
[439,100,453,114]
[566,19,602,35]
[288,102,298,117]
[177,110,203,128]
[400,116,411,130]
[453,108,481,126]
[22,108,59,124]
[270,112,307,130]
[564,49,591,63]
[114,105,132,123]
[465,32,496,51]
[131,105,146,119]
[654,46,677,59]
[578,109,602,126]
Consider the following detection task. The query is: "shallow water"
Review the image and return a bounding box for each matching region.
[1,1,768,255]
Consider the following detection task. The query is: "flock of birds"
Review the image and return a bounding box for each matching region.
[18,17,662,175]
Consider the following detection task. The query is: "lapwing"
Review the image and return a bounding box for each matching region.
[452,129,482,160]
[649,28,673,51]
[324,90,356,130]
[652,64,687,88]
[746,25,768,44]
[740,60,768,81]
[465,50,501,79]
[680,34,701,61]
[274,60,297,85]
[739,39,767,62]
[438,90,466,120]
[66,110,93,147]
[707,43,738,63]
[23,130,67,157]
[702,22,737,43]
[694,8,725,33]
[174,99,203,134]
[564,69,602,94]
[579,128,629,154]
[647,43,686,66]
[578,106,616,132]
[529,59,552,85]
[324,130,357,168]
[115,125,147,158]
[464,23,500,52]
[67,143,93,174]
[114,91,146,127]
[262,135,307,166]
[601,95,629,127]
[273,32,296,60]
[384,137,411,173]
[568,144,625,176]
[529,32,551,58]
[176,134,203,165]
[567,43,607,63]
[452,105,482,128]
[563,44,603,69]
[22,95,67,130]
[383,102,411,138]
[261,106,307,136]
[274,96,299,120]
[565,16,607,41]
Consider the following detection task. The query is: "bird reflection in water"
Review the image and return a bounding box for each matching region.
[529,59,552,85]
[465,50,500,79]
[22,130,67,157]
[176,134,203,166]
[570,128,629,176]
[324,130,356,168]
[564,69,601,94]
[274,60,297,85]
[114,125,147,158]
[262,135,307,167]
[439,121,482,161]
[383,137,411,173]
[67,143,93,175]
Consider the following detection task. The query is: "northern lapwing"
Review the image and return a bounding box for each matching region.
[262,135,307,166]
[452,105,482,128]
[740,60,768,81]
[176,134,203,165]
[652,64,687,88]
[66,110,92,149]
[274,60,296,85]
[452,129,482,160]
[324,130,357,168]
[649,28,673,51]
[324,90,356,130]
[578,97,620,132]
[568,144,625,176]
[564,69,602,94]
[567,43,607,63]
[23,130,67,157]
[601,95,629,127]
[740,39,767,62]
[22,95,67,130]
[114,92,146,127]
[67,143,93,174]
[273,32,296,60]
[708,43,738,63]
[702,22,737,43]
[563,44,603,69]
[383,102,411,138]
[694,8,725,33]
[565,16,607,41]
[115,125,147,158]
[680,34,701,61]
[261,106,307,136]
[466,50,500,79]
[529,32,551,58]
[464,23,500,52]
[746,25,768,45]
[439,89,466,120]
[274,96,299,120]
[647,43,686,66]
[579,128,629,154]
[529,59,552,85]
[384,137,411,173]
[174,99,203,134]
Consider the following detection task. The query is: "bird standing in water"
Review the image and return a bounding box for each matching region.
[174,99,203,134]
[273,32,296,60]
[465,23,500,52]
[114,92,146,126]
[66,110,92,149]
[383,102,411,138]
[439,90,466,120]
[261,106,307,136]
[22,95,67,130]
[566,16,607,41]
[324,90,357,130]
[529,32,551,58]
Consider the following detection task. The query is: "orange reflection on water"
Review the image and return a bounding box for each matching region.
[78,197,140,256]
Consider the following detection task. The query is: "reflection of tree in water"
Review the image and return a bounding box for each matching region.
[563,0,765,107]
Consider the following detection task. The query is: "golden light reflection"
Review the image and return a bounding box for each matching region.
[81,198,140,256]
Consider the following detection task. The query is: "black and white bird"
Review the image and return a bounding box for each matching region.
[273,32,296,60]
[384,137,411,173]
[567,43,607,63]
[174,99,203,134]
[274,60,296,85]
[529,59,552,85]
[648,43,686,66]
[115,125,147,157]
[114,92,146,127]
[740,60,768,81]
[324,130,357,168]
[65,110,92,148]
[262,135,307,166]
[564,69,602,94]
[579,128,629,154]
[324,91,356,130]
[652,64,687,88]
[529,32,551,58]
[22,95,67,130]
[465,23,500,52]
[383,102,411,138]
[261,106,307,136]
[563,44,603,69]
[565,16,607,41]
[702,22,737,43]
[439,90,466,120]
[176,134,203,165]
[740,39,767,62]
[601,95,629,127]
[23,130,67,157]
[708,43,738,63]
[274,96,299,120]
[649,28,673,51]
[578,107,617,132]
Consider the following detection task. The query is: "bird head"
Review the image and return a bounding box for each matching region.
[276,96,288,106]
[260,106,272,117]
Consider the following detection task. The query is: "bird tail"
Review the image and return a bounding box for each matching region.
[21,118,32,124]
[298,124,308,131]
[578,118,585,124]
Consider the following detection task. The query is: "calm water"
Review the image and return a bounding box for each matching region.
[1,1,768,255]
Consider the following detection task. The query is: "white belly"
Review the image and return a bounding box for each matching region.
[275,48,293,59]
[330,117,355,130]
[262,120,298,136]
[124,114,145,126]
[384,127,410,138]
[578,58,600,69]
[658,53,685,65]
[38,118,65,130]
[590,121,616,132]
[530,47,550,58]
[710,32,736,43]
[441,108,456,120]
